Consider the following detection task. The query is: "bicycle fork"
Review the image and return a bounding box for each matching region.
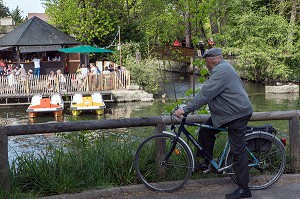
[161,131,196,170]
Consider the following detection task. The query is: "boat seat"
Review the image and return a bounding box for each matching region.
[73,93,83,104]
[92,92,103,103]
[31,95,42,106]
[40,98,51,108]
[51,94,62,105]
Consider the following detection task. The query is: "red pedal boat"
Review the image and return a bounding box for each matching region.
[27,94,64,118]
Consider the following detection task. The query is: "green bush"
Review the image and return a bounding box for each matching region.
[123,56,160,93]
[281,55,300,81]
[223,12,294,82]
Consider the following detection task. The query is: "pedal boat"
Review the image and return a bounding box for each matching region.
[70,93,106,116]
[27,94,64,118]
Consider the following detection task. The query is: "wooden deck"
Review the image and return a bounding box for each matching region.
[0,71,130,105]
[154,45,196,63]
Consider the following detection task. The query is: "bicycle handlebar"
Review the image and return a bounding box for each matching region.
[172,110,187,123]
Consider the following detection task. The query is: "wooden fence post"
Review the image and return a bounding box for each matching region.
[0,132,9,192]
[289,116,300,171]
[155,121,166,135]
[155,120,167,176]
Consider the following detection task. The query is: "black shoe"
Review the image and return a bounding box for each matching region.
[225,188,252,199]
[194,161,209,171]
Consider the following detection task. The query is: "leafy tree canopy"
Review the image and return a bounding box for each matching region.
[10,6,24,25]
[0,1,9,18]
[42,0,300,82]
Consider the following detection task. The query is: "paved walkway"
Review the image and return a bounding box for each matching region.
[39,174,300,199]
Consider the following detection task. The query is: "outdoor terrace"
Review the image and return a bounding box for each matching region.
[0,71,130,105]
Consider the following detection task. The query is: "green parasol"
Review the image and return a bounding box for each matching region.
[59,45,114,53]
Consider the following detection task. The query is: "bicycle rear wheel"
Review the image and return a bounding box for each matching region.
[134,134,193,192]
[225,131,285,190]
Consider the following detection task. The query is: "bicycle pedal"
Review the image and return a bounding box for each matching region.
[203,169,210,174]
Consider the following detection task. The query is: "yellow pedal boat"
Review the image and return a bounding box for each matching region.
[70,93,106,116]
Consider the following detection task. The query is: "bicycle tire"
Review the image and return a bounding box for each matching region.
[134,134,193,192]
[225,131,286,190]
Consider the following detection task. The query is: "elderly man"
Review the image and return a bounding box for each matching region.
[174,48,253,199]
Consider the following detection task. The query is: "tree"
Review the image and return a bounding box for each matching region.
[44,0,114,45]
[0,1,9,18]
[224,11,291,82]
[286,0,298,51]
[42,0,300,83]
[10,6,24,25]
[138,0,184,45]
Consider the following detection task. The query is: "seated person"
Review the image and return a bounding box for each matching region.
[56,70,66,90]
[108,64,114,72]
[16,64,27,76]
[0,59,6,68]
[102,66,110,74]
[46,71,57,91]
[80,64,88,78]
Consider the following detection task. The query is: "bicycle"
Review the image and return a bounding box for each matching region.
[134,114,286,192]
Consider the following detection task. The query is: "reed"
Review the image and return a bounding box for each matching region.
[4,131,139,198]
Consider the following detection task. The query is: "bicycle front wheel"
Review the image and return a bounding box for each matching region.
[134,134,193,192]
[225,131,286,190]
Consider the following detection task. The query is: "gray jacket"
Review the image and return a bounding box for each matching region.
[183,59,253,127]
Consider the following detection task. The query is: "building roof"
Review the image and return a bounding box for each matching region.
[20,45,62,53]
[28,13,48,22]
[0,16,79,46]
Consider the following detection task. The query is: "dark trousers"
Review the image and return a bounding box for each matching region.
[197,114,252,189]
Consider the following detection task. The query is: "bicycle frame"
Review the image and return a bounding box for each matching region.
[164,117,260,172]
[135,116,285,192]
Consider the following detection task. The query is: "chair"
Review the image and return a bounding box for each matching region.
[92,92,103,103]
[72,93,83,104]
[51,94,62,105]
[31,94,42,106]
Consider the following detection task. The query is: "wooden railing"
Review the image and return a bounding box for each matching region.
[0,71,130,97]
[0,110,299,191]
[153,45,195,63]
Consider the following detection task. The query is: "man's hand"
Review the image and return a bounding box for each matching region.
[174,108,185,118]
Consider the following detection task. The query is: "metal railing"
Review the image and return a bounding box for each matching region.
[0,71,130,97]
[0,110,299,191]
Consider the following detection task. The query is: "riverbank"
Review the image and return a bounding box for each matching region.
[112,85,154,102]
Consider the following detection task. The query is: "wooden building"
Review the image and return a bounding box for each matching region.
[0,16,80,74]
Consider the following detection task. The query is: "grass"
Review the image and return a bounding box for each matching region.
[2,131,140,198]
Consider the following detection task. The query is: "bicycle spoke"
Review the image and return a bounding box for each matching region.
[135,134,193,192]
[225,132,285,190]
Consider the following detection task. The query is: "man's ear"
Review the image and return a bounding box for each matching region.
[206,57,211,64]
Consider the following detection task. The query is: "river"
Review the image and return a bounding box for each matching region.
[3,72,300,161]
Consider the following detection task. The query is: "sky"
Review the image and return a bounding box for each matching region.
[3,0,45,18]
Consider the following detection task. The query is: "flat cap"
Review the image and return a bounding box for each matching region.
[202,47,222,58]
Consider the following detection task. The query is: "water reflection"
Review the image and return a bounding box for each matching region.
[8,134,64,163]
[6,101,158,162]
[265,93,299,102]
[158,72,203,99]
[29,114,65,124]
